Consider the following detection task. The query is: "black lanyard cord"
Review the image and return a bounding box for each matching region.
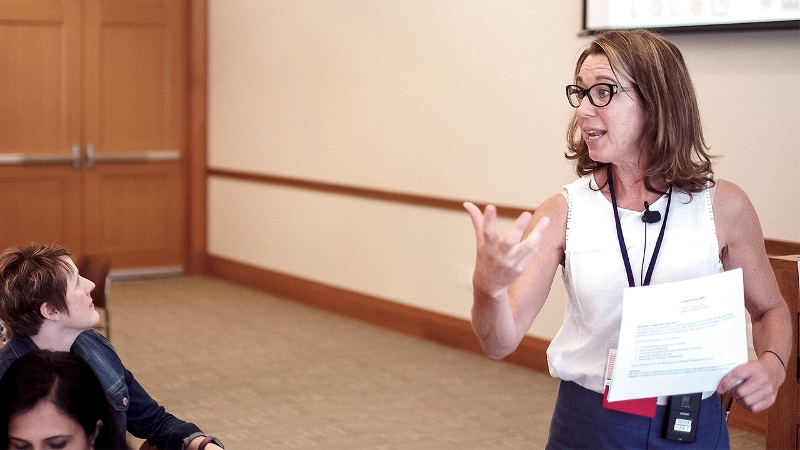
[607,169,673,288]
[641,224,648,286]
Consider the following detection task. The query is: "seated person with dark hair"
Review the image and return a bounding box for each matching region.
[0,243,223,450]
[0,349,129,450]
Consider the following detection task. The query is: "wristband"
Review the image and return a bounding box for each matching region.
[762,350,786,370]
[198,436,223,450]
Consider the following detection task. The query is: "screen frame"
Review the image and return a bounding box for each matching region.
[581,0,800,35]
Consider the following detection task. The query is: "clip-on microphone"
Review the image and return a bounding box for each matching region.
[642,201,661,224]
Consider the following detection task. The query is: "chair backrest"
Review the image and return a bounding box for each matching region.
[77,255,111,308]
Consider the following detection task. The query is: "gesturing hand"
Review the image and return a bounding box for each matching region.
[463,202,550,298]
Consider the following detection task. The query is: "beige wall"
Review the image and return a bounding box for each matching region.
[207,0,800,340]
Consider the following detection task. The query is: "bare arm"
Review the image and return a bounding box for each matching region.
[714,179,791,412]
[464,194,567,360]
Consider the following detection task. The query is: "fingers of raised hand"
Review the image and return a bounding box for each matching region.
[481,204,499,239]
[463,202,498,237]
[465,203,543,264]
[497,217,549,275]
[503,215,549,259]
[505,211,532,243]
[463,202,484,235]
[463,202,503,244]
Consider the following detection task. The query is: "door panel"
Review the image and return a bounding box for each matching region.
[0,166,82,253]
[100,27,168,150]
[82,162,183,267]
[0,1,81,155]
[0,25,64,153]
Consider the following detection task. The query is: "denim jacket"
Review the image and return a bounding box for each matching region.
[0,330,202,450]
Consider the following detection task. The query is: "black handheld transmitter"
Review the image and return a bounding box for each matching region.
[663,393,703,442]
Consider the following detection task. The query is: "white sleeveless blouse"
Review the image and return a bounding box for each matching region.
[547,174,722,393]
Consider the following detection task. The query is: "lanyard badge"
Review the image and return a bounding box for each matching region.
[602,169,673,418]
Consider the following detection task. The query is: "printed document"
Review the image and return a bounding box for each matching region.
[607,268,748,402]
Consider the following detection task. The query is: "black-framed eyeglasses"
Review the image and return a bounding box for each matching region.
[565,83,633,108]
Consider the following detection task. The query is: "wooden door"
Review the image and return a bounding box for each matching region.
[0,0,187,270]
[81,1,187,269]
[0,1,84,253]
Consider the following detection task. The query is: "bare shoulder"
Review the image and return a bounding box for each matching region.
[714,179,753,214]
[536,191,569,217]
[527,192,568,251]
[713,179,760,236]
[713,179,767,264]
[533,192,568,229]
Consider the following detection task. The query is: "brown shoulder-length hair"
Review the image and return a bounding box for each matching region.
[565,29,714,194]
[0,243,73,337]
